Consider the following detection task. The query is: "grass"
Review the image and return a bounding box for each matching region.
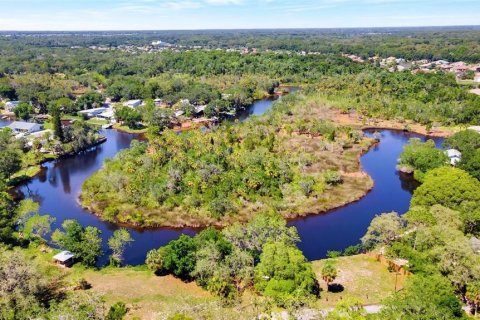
[18,244,406,319]
[7,165,44,186]
[112,123,148,134]
[311,254,407,309]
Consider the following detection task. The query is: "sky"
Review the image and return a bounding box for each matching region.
[0,0,479,31]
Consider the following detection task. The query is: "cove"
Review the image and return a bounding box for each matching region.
[5,105,443,265]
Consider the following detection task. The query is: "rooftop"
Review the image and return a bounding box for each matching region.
[7,121,40,130]
[53,251,75,262]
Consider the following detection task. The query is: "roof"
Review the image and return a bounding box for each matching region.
[7,121,40,130]
[53,251,75,262]
[125,99,142,105]
[468,126,480,133]
[78,107,108,114]
[446,149,462,158]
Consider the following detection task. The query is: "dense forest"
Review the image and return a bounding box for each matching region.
[82,94,372,227]
[2,28,480,319]
[2,27,480,62]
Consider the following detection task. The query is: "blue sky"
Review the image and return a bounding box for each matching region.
[0,0,479,30]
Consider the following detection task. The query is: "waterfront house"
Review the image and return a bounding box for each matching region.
[7,121,42,134]
[468,126,480,134]
[4,100,20,112]
[53,251,75,268]
[78,107,109,119]
[124,99,142,108]
[446,149,462,166]
[474,73,480,83]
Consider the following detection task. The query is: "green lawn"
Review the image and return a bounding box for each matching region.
[311,254,407,308]
[112,123,148,134]
[18,243,406,318]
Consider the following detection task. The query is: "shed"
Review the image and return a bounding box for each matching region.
[445,149,462,166]
[53,251,75,267]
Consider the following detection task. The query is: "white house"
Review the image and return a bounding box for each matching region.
[7,121,42,134]
[446,149,462,166]
[98,109,115,120]
[4,101,20,112]
[124,100,142,108]
[468,126,480,134]
[78,107,109,118]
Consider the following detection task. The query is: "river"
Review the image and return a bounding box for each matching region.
[3,102,443,265]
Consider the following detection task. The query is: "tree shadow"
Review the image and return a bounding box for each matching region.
[327,283,344,293]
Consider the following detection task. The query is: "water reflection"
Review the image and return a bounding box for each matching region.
[10,111,444,265]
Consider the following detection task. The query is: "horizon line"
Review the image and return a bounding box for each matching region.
[1,24,480,33]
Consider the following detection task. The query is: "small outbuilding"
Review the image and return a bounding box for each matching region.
[53,251,75,267]
[446,149,462,166]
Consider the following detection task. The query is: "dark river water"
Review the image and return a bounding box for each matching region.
[2,105,443,265]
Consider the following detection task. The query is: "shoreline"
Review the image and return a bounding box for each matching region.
[81,121,453,230]
[8,136,107,189]
[80,138,378,230]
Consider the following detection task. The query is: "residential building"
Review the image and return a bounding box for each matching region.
[4,101,20,112]
[7,121,42,134]
[78,107,109,118]
[446,149,462,166]
[124,99,142,108]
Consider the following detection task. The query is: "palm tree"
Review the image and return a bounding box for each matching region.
[322,261,338,291]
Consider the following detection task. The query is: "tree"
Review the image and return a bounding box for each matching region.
[13,102,33,120]
[146,247,168,273]
[161,234,197,279]
[380,275,464,319]
[81,226,103,267]
[49,104,64,142]
[0,249,53,319]
[411,167,480,210]
[108,228,133,266]
[254,241,319,306]
[322,260,338,290]
[361,212,405,248]
[327,297,367,320]
[224,211,300,259]
[0,187,15,243]
[444,129,480,156]
[0,148,21,180]
[52,219,103,267]
[22,214,55,241]
[466,281,480,315]
[399,138,448,181]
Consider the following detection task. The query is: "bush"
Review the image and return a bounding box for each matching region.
[106,302,127,320]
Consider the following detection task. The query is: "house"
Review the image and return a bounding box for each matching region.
[474,73,480,83]
[124,99,142,108]
[4,101,20,112]
[53,251,75,268]
[98,109,115,120]
[194,105,206,115]
[468,126,480,134]
[7,121,42,134]
[78,107,109,119]
[446,149,462,166]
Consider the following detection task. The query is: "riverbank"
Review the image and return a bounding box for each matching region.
[81,126,376,229]
[7,135,107,188]
[330,108,457,138]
